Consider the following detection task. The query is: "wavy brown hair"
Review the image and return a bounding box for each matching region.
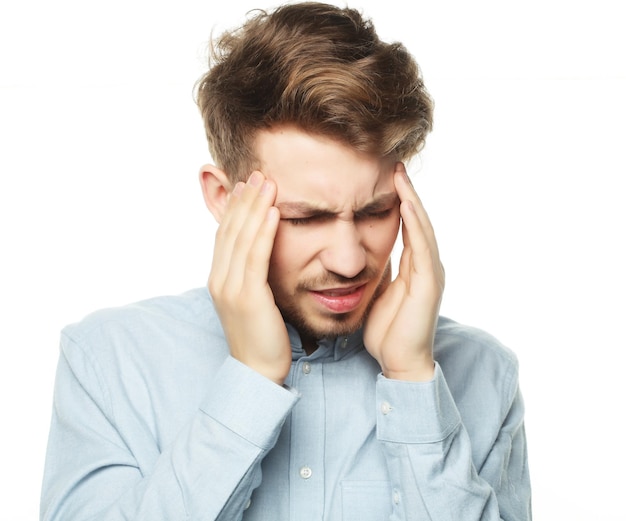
[195,2,433,181]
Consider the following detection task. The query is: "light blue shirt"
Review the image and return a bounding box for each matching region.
[41,287,531,520]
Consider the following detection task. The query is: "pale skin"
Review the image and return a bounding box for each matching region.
[200,126,444,385]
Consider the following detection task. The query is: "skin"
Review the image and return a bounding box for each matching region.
[200,125,444,385]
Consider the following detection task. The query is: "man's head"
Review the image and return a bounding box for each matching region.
[195,2,433,182]
[198,3,434,345]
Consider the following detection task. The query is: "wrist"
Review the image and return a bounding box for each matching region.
[382,355,435,382]
[234,355,290,386]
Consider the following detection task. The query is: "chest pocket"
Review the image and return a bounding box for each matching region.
[341,480,392,520]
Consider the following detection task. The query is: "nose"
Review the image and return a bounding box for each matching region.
[319,220,367,279]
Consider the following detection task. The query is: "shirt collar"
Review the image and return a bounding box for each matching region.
[287,323,364,362]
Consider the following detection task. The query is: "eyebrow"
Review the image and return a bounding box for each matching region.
[276,192,399,218]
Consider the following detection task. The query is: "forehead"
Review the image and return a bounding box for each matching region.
[253,126,396,206]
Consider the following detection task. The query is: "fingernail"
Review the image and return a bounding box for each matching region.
[232,182,244,196]
[248,171,262,187]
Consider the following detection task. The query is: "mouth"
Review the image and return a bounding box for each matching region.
[309,284,367,314]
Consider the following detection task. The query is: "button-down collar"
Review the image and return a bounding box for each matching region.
[287,322,364,362]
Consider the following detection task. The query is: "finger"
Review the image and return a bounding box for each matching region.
[397,213,413,280]
[394,169,440,259]
[399,200,432,276]
[218,171,265,245]
[210,172,272,289]
[395,178,444,296]
[244,203,280,287]
[232,178,280,287]
[209,180,245,290]
[221,173,276,286]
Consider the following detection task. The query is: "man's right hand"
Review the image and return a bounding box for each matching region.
[208,171,292,385]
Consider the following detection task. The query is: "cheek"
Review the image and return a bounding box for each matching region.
[269,225,314,273]
[362,217,400,257]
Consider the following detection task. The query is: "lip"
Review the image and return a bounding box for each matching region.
[309,284,366,313]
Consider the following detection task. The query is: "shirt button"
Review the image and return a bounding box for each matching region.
[244,498,252,510]
[341,337,349,349]
[393,490,400,504]
[302,362,311,374]
[381,401,392,415]
[299,466,313,479]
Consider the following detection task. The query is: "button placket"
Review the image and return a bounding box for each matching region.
[288,355,324,519]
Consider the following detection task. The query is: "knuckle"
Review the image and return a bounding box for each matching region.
[207,273,220,293]
[219,285,240,307]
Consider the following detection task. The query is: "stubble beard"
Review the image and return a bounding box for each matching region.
[274,261,392,343]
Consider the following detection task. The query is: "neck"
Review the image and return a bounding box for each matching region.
[301,335,317,356]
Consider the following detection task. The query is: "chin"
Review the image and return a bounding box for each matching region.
[282,282,386,341]
[276,259,393,341]
[285,309,366,342]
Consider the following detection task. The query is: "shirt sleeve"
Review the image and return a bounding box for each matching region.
[40,340,299,521]
[375,362,531,521]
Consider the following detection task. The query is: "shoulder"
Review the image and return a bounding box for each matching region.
[55,288,229,444]
[434,316,520,404]
[63,287,214,336]
[435,316,518,366]
[434,317,525,467]
[59,287,224,363]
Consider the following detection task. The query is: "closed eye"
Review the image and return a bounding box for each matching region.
[281,214,335,226]
[283,217,313,226]
[278,195,398,226]
[283,208,394,225]
[354,208,395,221]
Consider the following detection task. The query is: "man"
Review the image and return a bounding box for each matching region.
[41,3,531,520]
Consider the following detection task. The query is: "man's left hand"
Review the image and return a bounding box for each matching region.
[363,163,445,382]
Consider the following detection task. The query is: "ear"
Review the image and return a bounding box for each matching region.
[199,164,232,223]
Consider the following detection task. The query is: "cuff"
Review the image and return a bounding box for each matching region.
[376,362,461,444]
[200,356,299,450]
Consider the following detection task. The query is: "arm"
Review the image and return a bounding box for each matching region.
[206,171,292,385]
[41,344,297,521]
[376,363,531,520]
[364,164,530,519]
[42,172,296,520]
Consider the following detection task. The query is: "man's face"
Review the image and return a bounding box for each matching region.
[254,125,401,344]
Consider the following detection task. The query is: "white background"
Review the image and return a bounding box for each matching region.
[1,0,624,519]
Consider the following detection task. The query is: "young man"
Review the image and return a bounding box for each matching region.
[41,3,531,520]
